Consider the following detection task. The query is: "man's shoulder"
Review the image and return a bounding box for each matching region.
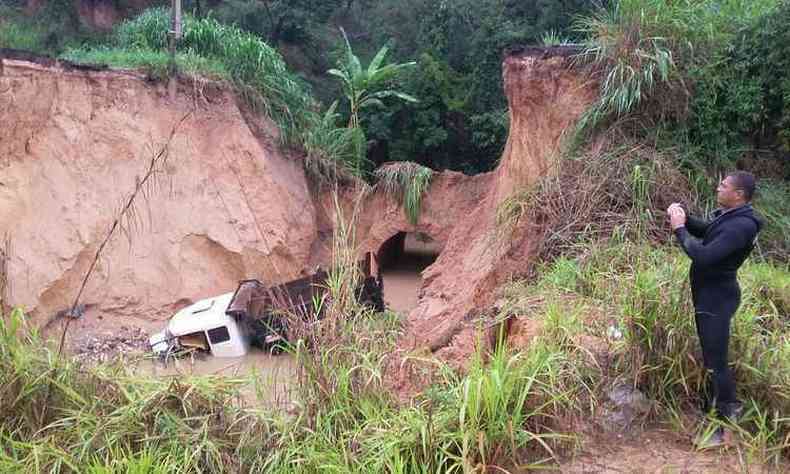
[718,211,761,239]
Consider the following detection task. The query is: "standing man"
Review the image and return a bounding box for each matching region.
[667,171,762,446]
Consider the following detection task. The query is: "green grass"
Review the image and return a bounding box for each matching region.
[374,162,434,225]
[62,46,230,81]
[3,236,789,470]
[572,0,782,146]
[50,7,367,181]
[0,3,104,55]
[754,179,790,262]
[0,17,45,52]
[552,242,789,459]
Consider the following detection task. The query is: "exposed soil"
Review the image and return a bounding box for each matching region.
[386,49,599,397]
[562,425,783,473]
[1,58,485,343]
[5,48,595,396]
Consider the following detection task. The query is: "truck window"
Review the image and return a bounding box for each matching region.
[207,326,230,344]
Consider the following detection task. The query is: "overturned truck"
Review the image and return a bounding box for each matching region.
[149,254,384,358]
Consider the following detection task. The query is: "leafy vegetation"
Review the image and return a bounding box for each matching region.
[62,46,228,80]
[328,29,417,175]
[574,0,788,177]
[2,0,790,470]
[686,0,790,168]
[102,8,314,146]
[3,235,789,470]
[374,162,434,225]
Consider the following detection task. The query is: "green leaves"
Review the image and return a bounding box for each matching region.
[328,28,418,175]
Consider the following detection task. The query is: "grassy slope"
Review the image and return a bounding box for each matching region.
[2,240,788,472]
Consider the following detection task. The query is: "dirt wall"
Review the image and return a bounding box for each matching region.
[0,57,484,333]
[0,59,317,326]
[1,46,596,368]
[391,47,598,387]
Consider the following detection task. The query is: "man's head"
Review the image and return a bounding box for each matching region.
[716,171,756,208]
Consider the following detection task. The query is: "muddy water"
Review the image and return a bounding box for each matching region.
[381,233,440,314]
[126,233,438,408]
[132,350,297,409]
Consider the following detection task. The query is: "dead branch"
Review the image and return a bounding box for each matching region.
[0,233,9,314]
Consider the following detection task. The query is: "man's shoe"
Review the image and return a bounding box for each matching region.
[694,426,726,450]
[722,401,743,424]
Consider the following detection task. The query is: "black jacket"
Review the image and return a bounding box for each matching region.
[674,204,762,287]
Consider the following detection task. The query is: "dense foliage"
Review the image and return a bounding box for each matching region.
[199,0,598,173]
[687,0,790,171]
[5,0,788,180]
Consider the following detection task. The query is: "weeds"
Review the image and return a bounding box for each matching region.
[0,308,285,473]
[374,162,434,225]
[497,133,694,264]
[62,46,229,81]
[753,179,790,262]
[58,7,370,182]
[302,102,366,185]
[572,0,686,146]
[572,0,782,146]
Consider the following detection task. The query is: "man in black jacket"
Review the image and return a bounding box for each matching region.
[667,171,762,444]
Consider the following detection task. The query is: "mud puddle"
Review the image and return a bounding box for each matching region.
[380,233,440,314]
[131,350,297,409]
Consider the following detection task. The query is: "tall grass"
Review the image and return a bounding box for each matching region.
[528,240,790,463]
[301,102,367,184]
[62,46,229,80]
[496,137,693,263]
[753,179,790,262]
[0,308,284,473]
[239,190,591,472]
[4,230,787,469]
[89,8,313,146]
[0,3,92,54]
[374,162,434,225]
[57,7,368,181]
[573,0,781,145]
[0,16,44,51]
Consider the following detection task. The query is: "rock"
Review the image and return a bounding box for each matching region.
[600,384,652,432]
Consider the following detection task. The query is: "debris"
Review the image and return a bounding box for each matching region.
[600,384,652,432]
[73,326,149,365]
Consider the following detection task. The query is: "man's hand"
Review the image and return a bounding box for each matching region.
[667,203,686,230]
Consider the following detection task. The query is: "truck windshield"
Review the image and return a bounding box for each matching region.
[207,326,230,344]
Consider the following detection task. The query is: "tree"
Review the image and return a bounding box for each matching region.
[328,29,418,173]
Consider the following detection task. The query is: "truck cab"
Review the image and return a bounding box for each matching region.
[148,254,383,359]
[149,292,250,358]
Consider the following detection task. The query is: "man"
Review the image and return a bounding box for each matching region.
[667,171,762,447]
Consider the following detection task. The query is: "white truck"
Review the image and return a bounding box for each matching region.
[149,255,384,358]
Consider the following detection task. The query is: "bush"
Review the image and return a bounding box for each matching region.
[687,0,790,168]
[111,8,314,145]
[550,242,790,462]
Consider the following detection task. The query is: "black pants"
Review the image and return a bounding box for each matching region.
[692,278,741,418]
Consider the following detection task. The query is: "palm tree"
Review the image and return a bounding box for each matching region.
[328,29,418,173]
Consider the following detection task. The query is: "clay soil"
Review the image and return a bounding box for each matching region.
[562,426,782,473]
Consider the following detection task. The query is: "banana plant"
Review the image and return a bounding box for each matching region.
[328,28,417,173]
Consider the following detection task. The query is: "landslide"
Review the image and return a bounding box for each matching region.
[1,46,597,363]
[0,53,487,335]
[0,56,317,326]
[392,47,599,377]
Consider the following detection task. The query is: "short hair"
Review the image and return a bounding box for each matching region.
[727,171,756,201]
